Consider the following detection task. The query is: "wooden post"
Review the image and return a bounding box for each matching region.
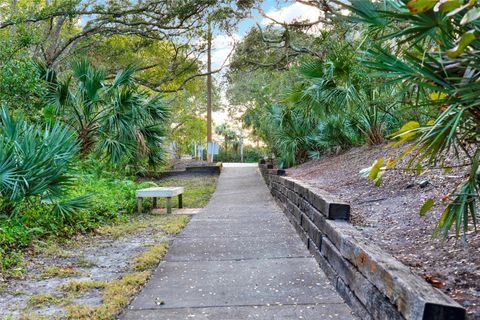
[166,197,172,214]
[178,194,183,209]
[206,18,213,163]
[153,197,157,208]
[137,197,143,214]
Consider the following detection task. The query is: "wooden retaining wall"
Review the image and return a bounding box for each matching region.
[259,163,465,320]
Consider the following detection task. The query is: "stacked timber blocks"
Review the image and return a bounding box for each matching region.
[259,164,466,320]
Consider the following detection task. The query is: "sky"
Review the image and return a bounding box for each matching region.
[210,0,322,127]
[210,0,322,69]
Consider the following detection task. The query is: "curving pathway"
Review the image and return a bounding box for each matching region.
[121,164,354,319]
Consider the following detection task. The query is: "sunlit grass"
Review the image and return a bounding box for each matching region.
[26,293,70,308]
[154,174,218,208]
[64,271,150,320]
[132,242,169,271]
[97,214,190,239]
[39,266,79,280]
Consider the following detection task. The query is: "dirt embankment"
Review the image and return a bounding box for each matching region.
[287,144,480,319]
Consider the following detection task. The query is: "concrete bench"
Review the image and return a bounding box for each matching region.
[136,187,184,214]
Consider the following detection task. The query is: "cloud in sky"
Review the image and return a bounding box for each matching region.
[211,34,240,68]
[198,33,239,69]
[209,2,323,67]
[261,2,322,26]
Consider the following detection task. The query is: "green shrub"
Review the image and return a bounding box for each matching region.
[0,52,47,122]
[71,175,144,220]
[0,248,23,273]
[0,215,44,272]
[309,115,362,155]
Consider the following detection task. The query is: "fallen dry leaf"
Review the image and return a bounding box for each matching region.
[424,275,445,289]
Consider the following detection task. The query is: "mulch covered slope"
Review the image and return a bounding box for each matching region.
[287,144,480,319]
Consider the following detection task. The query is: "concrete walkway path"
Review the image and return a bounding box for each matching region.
[121,165,354,319]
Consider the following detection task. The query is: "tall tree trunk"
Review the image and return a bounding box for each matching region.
[206,18,213,162]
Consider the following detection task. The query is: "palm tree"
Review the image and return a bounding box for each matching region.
[39,59,169,167]
[215,123,240,153]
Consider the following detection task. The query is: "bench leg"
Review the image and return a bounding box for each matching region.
[178,194,183,209]
[153,197,157,208]
[137,197,143,214]
[166,197,172,214]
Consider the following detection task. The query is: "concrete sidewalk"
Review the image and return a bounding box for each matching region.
[121,165,354,319]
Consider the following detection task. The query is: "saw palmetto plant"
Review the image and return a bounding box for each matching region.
[345,0,480,239]
[0,108,89,224]
[38,59,170,168]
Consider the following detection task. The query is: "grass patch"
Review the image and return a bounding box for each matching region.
[132,242,169,271]
[97,214,190,239]
[27,293,69,308]
[60,280,106,295]
[33,241,74,258]
[153,174,218,208]
[155,215,190,235]
[64,272,150,320]
[39,266,79,279]
[96,218,150,239]
[17,314,54,320]
[75,257,96,268]
[14,289,25,296]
